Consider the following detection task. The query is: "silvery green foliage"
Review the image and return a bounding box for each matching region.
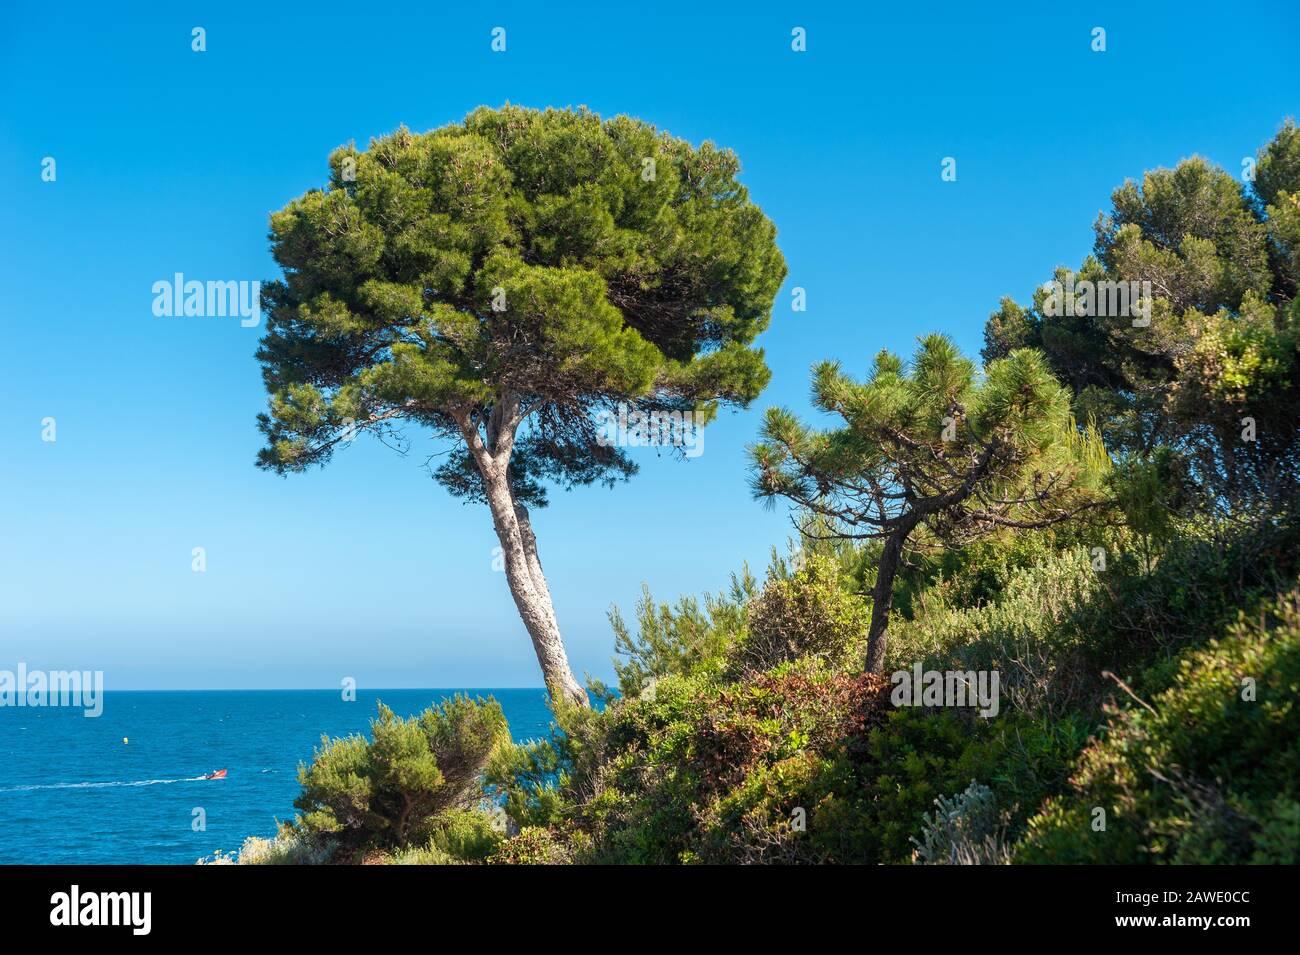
[200,828,336,866]
[911,780,1011,865]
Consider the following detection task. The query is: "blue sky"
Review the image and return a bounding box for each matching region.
[1,0,1296,689]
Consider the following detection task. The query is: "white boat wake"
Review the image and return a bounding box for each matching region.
[0,776,210,792]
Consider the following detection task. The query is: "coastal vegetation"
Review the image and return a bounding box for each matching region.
[218,116,1300,865]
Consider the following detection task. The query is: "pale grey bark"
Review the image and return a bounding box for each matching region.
[514,501,563,640]
[457,403,588,708]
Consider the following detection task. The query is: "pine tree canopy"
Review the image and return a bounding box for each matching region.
[751,335,1108,544]
[982,120,1300,510]
[255,105,787,506]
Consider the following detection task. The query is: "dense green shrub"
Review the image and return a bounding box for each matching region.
[490,827,578,864]
[730,554,870,676]
[388,808,504,864]
[891,524,1099,621]
[573,678,1091,864]
[609,570,755,697]
[1094,509,1300,689]
[1016,583,1300,863]
[597,662,894,863]
[887,547,1103,718]
[488,691,616,833]
[294,696,509,853]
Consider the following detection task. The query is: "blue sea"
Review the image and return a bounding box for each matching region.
[0,689,554,865]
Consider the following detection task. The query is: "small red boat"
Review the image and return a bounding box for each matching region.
[202,769,228,780]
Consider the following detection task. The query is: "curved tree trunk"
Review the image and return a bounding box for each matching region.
[514,501,563,640]
[864,524,915,674]
[480,467,588,707]
[457,402,588,708]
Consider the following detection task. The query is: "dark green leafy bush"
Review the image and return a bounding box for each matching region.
[1016,583,1300,863]
[731,554,869,676]
[294,696,509,853]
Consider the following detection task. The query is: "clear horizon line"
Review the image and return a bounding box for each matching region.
[88,685,551,693]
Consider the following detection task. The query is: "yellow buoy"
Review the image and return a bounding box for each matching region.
[122,737,129,744]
